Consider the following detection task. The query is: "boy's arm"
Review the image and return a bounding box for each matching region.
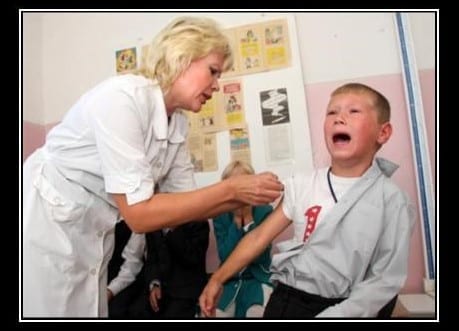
[107,233,146,296]
[317,194,415,318]
[250,205,274,266]
[199,203,291,317]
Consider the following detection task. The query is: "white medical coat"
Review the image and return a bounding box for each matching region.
[22,74,195,317]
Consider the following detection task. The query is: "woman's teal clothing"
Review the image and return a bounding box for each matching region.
[213,205,273,317]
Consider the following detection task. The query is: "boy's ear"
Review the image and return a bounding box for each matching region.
[377,122,392,145]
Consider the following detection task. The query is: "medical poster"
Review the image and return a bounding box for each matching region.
[230,126,252,165]
[264,123,293,164]
[115,47,137,74]
[221,79,245,129]
[222,27,240,78]
[187,131,204,172]
[202,134,218,171]
[263,19,291,70]
[259,87,290,126]
[187,131,218,173]
[186,95,225,134]
[236,24,264,75]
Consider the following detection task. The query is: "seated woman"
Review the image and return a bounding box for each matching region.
[213,160,274,318]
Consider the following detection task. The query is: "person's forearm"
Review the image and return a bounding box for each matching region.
[115,172,283,233]
[116,180,241,233]
[211,228,267,285]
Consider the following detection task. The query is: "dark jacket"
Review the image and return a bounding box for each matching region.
[144,221,209,299]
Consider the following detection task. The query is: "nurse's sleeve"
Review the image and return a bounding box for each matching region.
[88,87,155,205]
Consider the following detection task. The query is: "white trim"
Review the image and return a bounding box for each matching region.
[394,12,436,280]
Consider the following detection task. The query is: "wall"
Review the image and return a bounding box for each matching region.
[21,11,436,294]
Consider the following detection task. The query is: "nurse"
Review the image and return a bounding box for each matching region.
[22,16,283,318]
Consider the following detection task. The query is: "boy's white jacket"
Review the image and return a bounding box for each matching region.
[271,158,415,317]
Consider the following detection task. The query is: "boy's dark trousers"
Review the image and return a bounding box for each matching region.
[263,282,397,318]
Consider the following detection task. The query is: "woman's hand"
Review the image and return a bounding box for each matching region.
[199,278,223,317]
[229,172,283,206]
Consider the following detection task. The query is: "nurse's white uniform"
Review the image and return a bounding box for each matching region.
[22,74,195,317]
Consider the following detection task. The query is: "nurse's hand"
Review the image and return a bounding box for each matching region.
[229,171,283,205]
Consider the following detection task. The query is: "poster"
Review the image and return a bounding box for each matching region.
[230,126,252,165]
[115,47,137,74]
[264,124,293,164]
[221,79,245,129]
[259,87,290,126]
[263,19,291,69]
[236,24,264,75]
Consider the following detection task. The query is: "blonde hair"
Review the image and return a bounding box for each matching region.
[221,160,254,180]
[331,83,391,123]
[136,16,234,94]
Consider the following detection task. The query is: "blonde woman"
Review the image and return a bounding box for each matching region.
[22,17,283,318]
[212,161,274,318]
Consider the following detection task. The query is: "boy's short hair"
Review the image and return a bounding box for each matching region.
[331,83,391,123]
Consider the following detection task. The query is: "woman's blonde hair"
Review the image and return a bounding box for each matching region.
[221,160,255,180]
[137,16,234,94]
